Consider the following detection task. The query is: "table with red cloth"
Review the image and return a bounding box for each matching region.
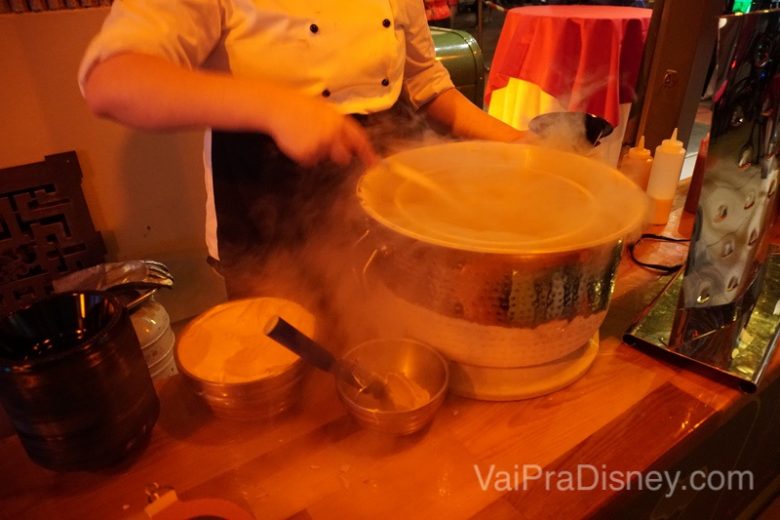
[485,6,652,164]
[425,0,456,22]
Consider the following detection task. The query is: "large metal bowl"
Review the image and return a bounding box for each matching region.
[356,141,647,378]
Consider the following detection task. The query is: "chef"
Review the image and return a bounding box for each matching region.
[79,0,525,297]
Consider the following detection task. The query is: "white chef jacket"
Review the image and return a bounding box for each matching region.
[78,0,455,259]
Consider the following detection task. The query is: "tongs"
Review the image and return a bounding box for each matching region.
[52,260,174,311]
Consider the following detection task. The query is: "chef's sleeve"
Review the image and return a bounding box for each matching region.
[78,0,222,94]
[400,0,456,110]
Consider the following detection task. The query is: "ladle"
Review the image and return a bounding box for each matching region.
[384,161,462,209]
[263,315,386,398]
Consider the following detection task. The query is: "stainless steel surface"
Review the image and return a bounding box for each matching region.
[175,355,306,421]
[336,339,449,436]
[52,259,175,313]
[53,259,175,292]
[365,233,622,368]
[369,236,622,329]
[676,11,779,319]
[624,245,780,392]
[625,10,780,390]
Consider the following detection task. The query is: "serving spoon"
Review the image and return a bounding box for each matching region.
[384,161,462,209]
[264,315,387,399]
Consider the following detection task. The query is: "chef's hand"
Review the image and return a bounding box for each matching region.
[269,92,378,169]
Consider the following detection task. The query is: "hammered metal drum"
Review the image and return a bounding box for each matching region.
[356,141,648,399]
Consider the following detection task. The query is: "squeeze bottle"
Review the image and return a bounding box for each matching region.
[618,136,653,190]
[645,129,686,225]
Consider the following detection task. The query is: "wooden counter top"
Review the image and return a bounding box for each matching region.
[1,203,778,519]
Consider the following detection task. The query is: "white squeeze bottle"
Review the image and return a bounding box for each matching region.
[619,135,653,190]
[645,128,686,225]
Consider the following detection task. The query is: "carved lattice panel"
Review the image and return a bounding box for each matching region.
[0,1,112,14]
[0,152,105,314]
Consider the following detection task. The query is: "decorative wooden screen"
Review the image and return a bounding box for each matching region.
[0,152,106,314]
[0,0,111,13]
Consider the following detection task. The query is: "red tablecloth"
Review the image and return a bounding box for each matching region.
[485,6,652,127]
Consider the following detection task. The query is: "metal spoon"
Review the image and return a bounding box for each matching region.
[263,315,387,399]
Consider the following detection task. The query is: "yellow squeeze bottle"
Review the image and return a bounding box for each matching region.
[619,135,653,190]
[645,129,686,225]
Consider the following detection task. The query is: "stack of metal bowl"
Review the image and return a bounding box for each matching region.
[131,300,177,380]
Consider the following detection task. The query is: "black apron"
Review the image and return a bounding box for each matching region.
[209,103,429,300]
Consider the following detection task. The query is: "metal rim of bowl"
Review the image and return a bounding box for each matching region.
[175,354,306,418]
[0,291,126,371]
[173,342,307,391]
[357,141,647,255]
[173,297,312,390]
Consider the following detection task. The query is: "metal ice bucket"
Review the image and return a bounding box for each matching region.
[356,141,647,386]
[363,232,622,367]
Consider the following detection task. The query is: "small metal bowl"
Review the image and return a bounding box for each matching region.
[175,298,313,420]
[336,338,449,435]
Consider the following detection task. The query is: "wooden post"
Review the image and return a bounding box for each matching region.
[631,0,723,150]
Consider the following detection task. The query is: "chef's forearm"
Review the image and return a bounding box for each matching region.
[422,88,527,142]
[82,52,287,134]
[83,53,377,167]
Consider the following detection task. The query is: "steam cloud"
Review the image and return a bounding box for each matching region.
[217,105,456,351]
